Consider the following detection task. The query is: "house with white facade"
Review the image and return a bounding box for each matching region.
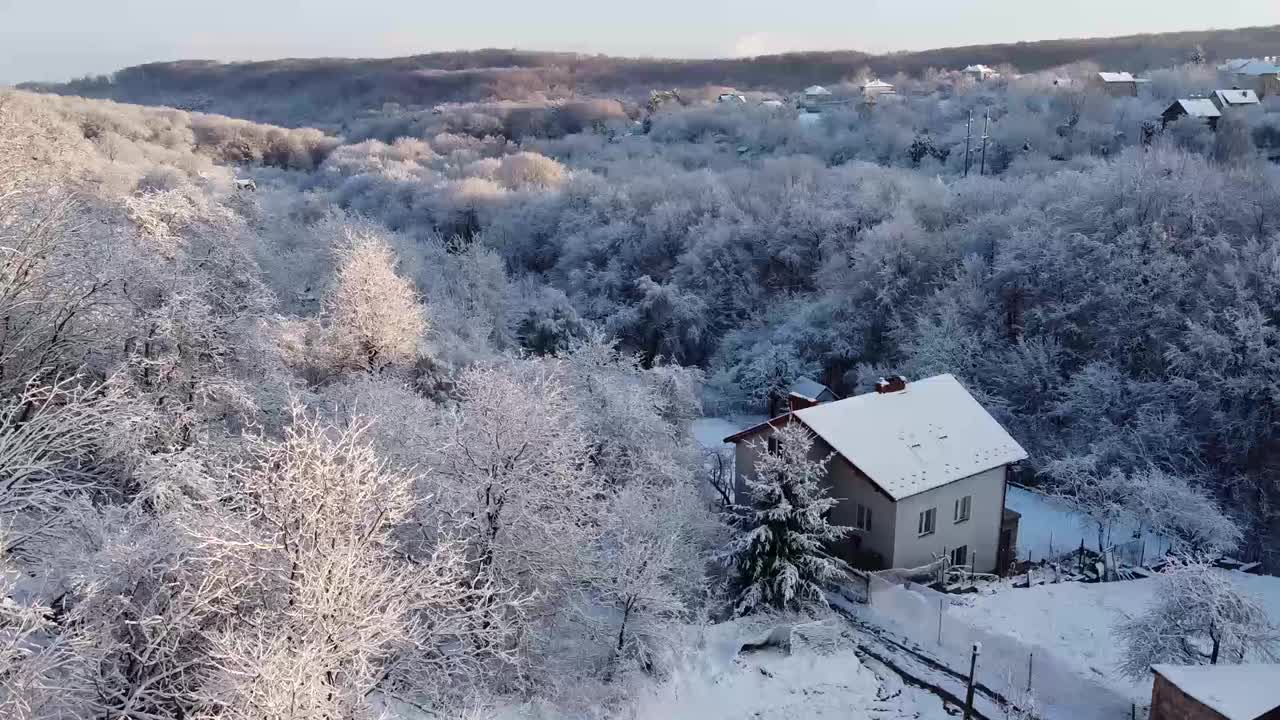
[726,374,1027,574]
[963,64,997,81]
[861,79,896,99]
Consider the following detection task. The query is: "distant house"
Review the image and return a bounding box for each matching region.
[768,377,838,417]
[1212,88,1261,112]
[717,93,746,104]
[963,64,996,81]
[1162,99,1222,130]
[727,374,1027,573]
[760,99,787,109]
[861,79,896,99]
[1094,71,1145,97]
[1232,59,1280,98]
[1150,664,1280,720]
[800,85,838,111]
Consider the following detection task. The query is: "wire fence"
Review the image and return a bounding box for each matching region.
[853,573,1142,720]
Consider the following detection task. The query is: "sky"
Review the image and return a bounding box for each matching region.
[3,0,1279,84]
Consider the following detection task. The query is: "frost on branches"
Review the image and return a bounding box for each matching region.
[1115,557,1279,679]
[726,423,851,616]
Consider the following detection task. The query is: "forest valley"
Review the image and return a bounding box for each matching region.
[3,52,1280,718]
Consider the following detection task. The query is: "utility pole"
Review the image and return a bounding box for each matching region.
[979,109,990,176]
[964,642,982,720]
[963,111,973,177]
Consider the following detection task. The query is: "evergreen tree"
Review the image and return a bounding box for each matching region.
[727,423,851,615]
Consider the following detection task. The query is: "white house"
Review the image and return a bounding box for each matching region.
[963,64,997,81]
[727,374,1027,573]
[861,79,896,99]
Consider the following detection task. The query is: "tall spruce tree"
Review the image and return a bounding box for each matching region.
[727,423,852,615]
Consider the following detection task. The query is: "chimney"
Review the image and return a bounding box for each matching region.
[875,375,908,394]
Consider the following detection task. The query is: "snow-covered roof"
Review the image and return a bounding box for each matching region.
[1098,71,1136,83]
[1169,99,1222,119]
[1235,61,1280,77]
[963,64,994,73]
[788,377,834,402]
[863,79,894,88]
[1215,88,1261,106]
[791,374,1027,500]
[1220,58,1255,72]
[804,85,832,96]
[1153,664,1280,720]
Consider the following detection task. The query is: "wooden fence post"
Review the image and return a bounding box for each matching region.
[963,642,981,720]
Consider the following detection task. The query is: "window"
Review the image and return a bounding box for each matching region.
[918,508,936,536]
[954,495,972,523]
[950,545,969,567]
[855,503,872,532]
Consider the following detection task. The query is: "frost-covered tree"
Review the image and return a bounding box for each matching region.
[727,424,850,615]
[201,407,513,717]
[323,226,427,374]
[584,481,707,678]
[1042,455,1132,556]
[1128,467,1241,556]
[1116,557,1279,678]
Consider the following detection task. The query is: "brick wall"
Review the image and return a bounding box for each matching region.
[1150,673,1228,720]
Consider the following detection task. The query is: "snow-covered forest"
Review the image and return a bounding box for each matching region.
[4,48,1280,717]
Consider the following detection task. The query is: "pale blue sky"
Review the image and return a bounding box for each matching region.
[3,0,1279,84]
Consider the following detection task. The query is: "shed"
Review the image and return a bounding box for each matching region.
[1162,99,1222,130]
[1150,664,1280,720]
[1095,71,1144,97]
[803,85,833,97]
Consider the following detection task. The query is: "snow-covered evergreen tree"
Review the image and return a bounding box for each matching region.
[1115,557,1280,678]
[726,423,851,616]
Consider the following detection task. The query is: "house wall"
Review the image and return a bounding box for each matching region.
[827,457,898,568]
[1150,673,1229,720]
[891,465,1007,573]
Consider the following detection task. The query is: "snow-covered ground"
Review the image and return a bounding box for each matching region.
[951,571,1280,705]
[690,416,765,451]
[626,621,954,720]
[1007,485,1168,562]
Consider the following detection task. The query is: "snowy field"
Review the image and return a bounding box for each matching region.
[951,571,1280,704]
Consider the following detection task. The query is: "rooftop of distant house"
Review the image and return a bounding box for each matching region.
[1215,88,1261,106]
[1168,98,1222,119]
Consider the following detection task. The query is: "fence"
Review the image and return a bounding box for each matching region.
[858,573,1139,720]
